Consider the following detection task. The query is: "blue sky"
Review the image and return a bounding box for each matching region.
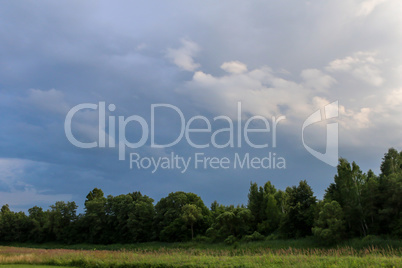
[0,0,401,212]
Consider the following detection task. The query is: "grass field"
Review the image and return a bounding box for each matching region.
[0,264,71,268]
[0,238,401,267]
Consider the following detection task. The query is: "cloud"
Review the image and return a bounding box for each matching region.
[326,52,383,86]
[0,158,29,190]
[356,0,387,17]
[354,107,371,128]
[0,158,73,209]
[25,88,70,114]
[334,86,402,147]
[309,97,370,129]
[0,1,400,210]
[301,69,336,91]
[178,57,340,125]
[166,38,201,71]
[178,65,316,121]
[0,189,73,208]
[343,107,371,128]
[175,50,402,153]
[385,88,402,107]
[221,61,248,74]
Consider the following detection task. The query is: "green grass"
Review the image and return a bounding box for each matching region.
[1,266,74,267]
[0,245,401,267]
[3,236,401,252]
[0,238,401,267]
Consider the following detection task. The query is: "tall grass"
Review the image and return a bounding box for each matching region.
[1,243,401,267]
[4,236,401,252]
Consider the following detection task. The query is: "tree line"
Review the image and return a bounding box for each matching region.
[0,148,401,245]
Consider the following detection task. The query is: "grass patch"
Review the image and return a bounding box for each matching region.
[3,236,401,252]
[0,242,401,268]
[1,238,401,267]
[0,264,71,268]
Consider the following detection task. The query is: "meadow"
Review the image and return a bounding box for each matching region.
[1,238,401,267]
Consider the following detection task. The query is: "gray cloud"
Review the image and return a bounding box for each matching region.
[0,0,400,211]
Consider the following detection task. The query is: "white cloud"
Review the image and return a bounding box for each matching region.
[221,61,248,74]
[352,64,383,87]
[176,50,402,151]
[356,0,387,17]
[310,97,371,129]
[178,64,325,122]
[325,57,357,72]
[326,52,383,86]
[352,107,371,128]
[301,69,336,91]
[26,88,70,114]
[166,38,200,71]
[178,57,377,133]
[311,96,332,110]
[385,88,402,107]
[334,86,402,147]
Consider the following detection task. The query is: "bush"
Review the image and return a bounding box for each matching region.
[243,231,265,242]
[265,233,280,241]
[205,227,218,241]
[362,235,380,242]
[193,235,210,243]
[224,235,237,245]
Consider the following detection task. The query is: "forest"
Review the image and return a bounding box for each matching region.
[0,148,401,246]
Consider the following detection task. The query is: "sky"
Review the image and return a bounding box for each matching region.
[0,0,401,212]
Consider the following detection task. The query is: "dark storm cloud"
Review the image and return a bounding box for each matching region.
[0,0,400,211]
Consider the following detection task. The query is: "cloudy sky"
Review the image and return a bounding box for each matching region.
[1,0,401,212]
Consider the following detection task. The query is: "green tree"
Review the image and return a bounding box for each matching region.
[1,204,10,214]
[312,200,345,245]
[380,148,402,177]
[378,148,402,236]
[247,182,263,230]
[85,188,105,206]
[247,181,282,235]
[182,204,202,239]
[379,172,402,237]
[326,159,369,237]
[361,171,381,234]
[259,181,281,235]
[28,206,47,242]
[107,194,134,243]
[154,191,209,242]
[83,188,108,243]
[126,192,155,242]
[210,205,253,240]
[0,205,30,242]
[46,201,78,242]
[280,180,317,238]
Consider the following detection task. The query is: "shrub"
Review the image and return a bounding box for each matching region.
[193,235,210,243]
[243,231,265,242]
[224,235,237,245]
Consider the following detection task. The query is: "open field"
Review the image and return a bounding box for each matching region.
[0,264,72,268]
[1,241,401,267]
